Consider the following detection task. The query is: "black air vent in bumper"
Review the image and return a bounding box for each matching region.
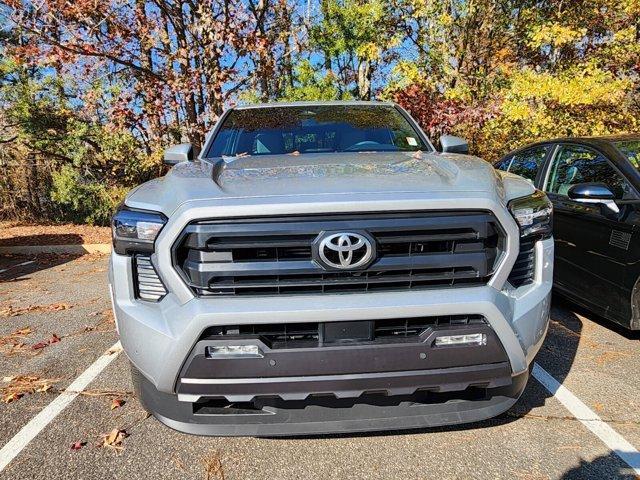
[508,239,535,287]
[173,212,505,296]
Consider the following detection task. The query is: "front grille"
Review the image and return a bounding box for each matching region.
[201,315,487,349]
[174,212,504,296]
[508,238,535,287]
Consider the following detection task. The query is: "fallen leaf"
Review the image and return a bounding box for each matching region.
[0,375,60,403]
[0,303,73,318]
[70,441,86,450]
[2,392,23,403]
[31,333,62,350]
[202,451,225,480]
[0,327,34,356]
[106,344,123,355]
[35,383,53,393]
[110,398,125,410]
[102,428,128,451]
[593,402,604,412]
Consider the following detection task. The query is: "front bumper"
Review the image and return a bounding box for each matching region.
[110,236,553,435]
[134,363,529,436]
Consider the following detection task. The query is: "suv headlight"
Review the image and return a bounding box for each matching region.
[112,206,167,255]
[508,190,553,238]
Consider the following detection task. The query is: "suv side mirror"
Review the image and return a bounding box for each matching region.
[164,143,193,166]
[440,135,469,154]
[568,183,619,213]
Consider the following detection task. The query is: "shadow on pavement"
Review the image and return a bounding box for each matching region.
[555,293,640,341]
[0,234,84,282]
[559,451,639,479]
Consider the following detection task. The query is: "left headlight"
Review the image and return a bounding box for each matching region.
[508,190,553,238]
[112,205,167,255]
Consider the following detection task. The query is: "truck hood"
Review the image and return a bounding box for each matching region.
[125,151,534,214]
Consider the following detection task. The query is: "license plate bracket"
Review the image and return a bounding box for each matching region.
[320,321,374,345]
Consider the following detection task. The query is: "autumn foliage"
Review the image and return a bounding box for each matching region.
[0,0,638,223]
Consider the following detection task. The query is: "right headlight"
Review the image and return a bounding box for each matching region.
[111,205,167,255]
[508,190,553,238]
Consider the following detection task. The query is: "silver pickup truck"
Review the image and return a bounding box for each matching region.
[109,101,553,436]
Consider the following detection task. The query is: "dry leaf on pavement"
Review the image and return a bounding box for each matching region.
[0,303,72,318]
[1,375,59,403]
[0,327,35,356]
[202,451,225,480]
[110,398,125,410]
[31,333,62,350]
[101,429,128,451]
[70,441,86,451]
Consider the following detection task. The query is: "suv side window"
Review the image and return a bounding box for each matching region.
[545,144,631,199]
[499,146,548,182]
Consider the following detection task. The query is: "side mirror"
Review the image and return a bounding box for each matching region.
[439,135,469,154]
[163,143,193,166]
[568,183,619,213]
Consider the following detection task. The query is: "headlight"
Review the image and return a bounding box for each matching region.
[112,206,166,255]
[508,190,553,238]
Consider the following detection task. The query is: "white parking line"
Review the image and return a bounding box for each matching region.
[0,341,122,473]
[0,261,35,275]
[532,362,640,475]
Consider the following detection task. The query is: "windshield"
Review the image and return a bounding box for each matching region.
[206,105,430,158]
[614,140,640,170]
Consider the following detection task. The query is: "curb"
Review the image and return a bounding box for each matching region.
[0,244,111,255]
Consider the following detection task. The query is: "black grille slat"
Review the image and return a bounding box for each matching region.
[508,240,535,287]
[175,212,504,296]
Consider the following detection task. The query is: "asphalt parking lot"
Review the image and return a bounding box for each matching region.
[0,253,639,480]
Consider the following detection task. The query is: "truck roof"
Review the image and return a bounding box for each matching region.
[233,100,396,110]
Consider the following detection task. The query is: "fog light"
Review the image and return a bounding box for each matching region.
[435,333,487,346]
[205,345,263,358]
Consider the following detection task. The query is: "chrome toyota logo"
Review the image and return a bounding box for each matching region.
[316,232,374,269]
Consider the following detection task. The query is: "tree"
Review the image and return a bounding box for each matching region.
[311,0,399,99]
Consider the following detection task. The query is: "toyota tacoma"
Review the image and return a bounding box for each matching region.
[109,101,553,436]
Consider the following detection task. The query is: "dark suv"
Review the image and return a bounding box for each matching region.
[495,135,640,329]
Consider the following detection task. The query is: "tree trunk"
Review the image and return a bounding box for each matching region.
[357,59,371,100]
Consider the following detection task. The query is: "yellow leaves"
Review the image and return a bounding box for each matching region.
[502,102,532,123]
[528,23,587,49]
[504,66,631,110]
[356,42,380,62]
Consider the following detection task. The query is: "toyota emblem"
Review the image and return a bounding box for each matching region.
[315,232,375,270]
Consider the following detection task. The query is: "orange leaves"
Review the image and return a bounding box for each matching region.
[1,375,59,403]
[110,398,125,410]
[202,451,226,480]
[0,302,72,318]
[0,326,63,355]
[0,326,33,356]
